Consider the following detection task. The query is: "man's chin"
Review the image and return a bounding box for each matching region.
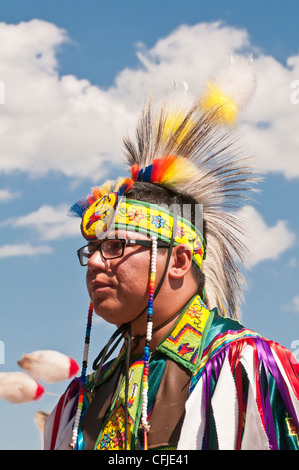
[92,301,124,326]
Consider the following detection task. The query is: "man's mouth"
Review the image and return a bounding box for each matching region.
[90,280,114,292]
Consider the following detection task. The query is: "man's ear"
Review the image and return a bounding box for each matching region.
[168,244,193,279]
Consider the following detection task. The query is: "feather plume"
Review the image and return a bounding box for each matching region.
[123,58,260,319]
[69,198,91,218]
[199,54,256,126]
[0,372,44,403]
[131,155,197,188]
[69,177,133,218]
[17,350,79,384]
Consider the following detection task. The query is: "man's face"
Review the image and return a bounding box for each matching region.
[85,230,166,327]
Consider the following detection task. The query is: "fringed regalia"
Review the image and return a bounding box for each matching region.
[44,294,299,450]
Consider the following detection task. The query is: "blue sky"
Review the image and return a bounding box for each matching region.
[0,0,299,450]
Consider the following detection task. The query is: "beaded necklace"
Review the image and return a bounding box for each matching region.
[70,300,93,449]
[140,236,157,449]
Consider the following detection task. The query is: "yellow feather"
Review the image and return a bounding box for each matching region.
[113,177,128,192]
[93,177,125,199]
[200,80,238,126]
[161,111,193,144]
[160,156,197,186]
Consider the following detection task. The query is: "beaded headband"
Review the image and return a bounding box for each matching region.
[80,195,205,269]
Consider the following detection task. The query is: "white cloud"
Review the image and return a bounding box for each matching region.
[237,205,296,267]
[0,19,135,181]
[110,22,250,107]
[5,204,80,240]
[0,243,52,258]
[0,19,298,182]
[0,189,19,202]
[239,55,299,179]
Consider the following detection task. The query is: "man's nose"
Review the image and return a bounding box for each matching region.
[87,249,109,270]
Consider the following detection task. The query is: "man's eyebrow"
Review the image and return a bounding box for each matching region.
[87,237,120,246]
[88,240,105,246]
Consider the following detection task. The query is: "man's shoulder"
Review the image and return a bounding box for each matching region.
[206,311,262,347]
[196,310,299,382]
[194,311,265,379]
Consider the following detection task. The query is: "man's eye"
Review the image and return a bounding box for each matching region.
[102,240,123,255]
[82,245,96,257]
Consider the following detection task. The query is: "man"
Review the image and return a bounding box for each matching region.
[43,56,299,450]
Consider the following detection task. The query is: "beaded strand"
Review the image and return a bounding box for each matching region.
[140,236,157,448]
[70,300,93,449]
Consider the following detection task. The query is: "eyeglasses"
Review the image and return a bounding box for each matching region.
[77,238,170,266]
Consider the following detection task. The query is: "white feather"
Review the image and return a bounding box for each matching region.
[208,54,257,110]
[17,350,79,384]
[0,372,44,403]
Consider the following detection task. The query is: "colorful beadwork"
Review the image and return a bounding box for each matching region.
[70,300,93,449]
[80,196,205,270]
[156,296,212,372]
[95,358,145,450]
[140,236,157,448]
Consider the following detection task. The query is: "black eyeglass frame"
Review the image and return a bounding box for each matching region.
[77,238,170,266]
